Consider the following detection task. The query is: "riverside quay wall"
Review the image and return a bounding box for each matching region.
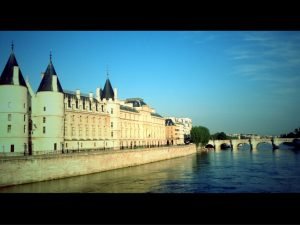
[0,144,196,187]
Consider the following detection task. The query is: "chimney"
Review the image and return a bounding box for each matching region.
[89,92,93,101]
[52,75,58,92]
[114,88,118,100]
[76,89,80,99]
[96,88,100,100]
[13,66,19,85]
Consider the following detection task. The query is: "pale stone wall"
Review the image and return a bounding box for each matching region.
[64,94,111,151]
[0,144,196,187]
[31,92,64,152]
[104,98,120,149]
[120,104,166,149]
[0,85,28,153]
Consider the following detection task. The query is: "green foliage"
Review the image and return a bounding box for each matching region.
[191,126,210,147]
[280,127,300,138]
[211,132,227,140]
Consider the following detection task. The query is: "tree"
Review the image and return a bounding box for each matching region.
[191,126,210,148]
[211,132,227,140]
[217,132,227,140]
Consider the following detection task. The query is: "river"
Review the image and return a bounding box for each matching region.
[1,143,300,193]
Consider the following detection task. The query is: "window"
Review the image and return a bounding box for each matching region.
[96,103,98,111]
[111,108,113,114]
[79,127,82,136]
[83,100,85,110]
[54,143,57,150]
[89,102,92,110]
[66,143,68,148]
[43,107,46,111]
[111,122,113,128]
[7,125,11,133]
[8,114,11,121]
[29,107,31,112]
[24,125,26,133]
[111,131,113,137]
[24,114,26,122]
[76,100,78,109]
[10,145,14,152]
[43,126,46,134]
[43,117,46,123]
[68,97,71,108]
[101,105,104,112]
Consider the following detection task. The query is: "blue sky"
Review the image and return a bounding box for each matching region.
[0,31,299,136]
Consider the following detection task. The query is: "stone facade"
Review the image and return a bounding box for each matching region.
[0,48,181,155]
[165,117,192,145]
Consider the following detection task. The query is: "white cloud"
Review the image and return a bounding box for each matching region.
[228,32,300,92]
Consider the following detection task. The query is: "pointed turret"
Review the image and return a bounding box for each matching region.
[37,52,63,93]
[0,43,29,155]
[101,78,115,100]
[0,43,27,87]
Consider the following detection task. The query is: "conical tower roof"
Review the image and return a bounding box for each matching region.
[0,49,27,87]
[37,53,63,93]
[101,78,114,100]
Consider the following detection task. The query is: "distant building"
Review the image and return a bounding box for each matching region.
[165,117,192,145]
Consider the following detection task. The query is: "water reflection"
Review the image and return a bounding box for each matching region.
[1,144,300,193]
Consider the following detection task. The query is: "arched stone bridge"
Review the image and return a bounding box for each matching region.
[207,138,297,151]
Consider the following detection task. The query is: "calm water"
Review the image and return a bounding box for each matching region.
[1,143,300,193]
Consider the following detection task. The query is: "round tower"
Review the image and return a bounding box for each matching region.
[101,75,120,149]
[31,53,64,154]
[0,45,29,155]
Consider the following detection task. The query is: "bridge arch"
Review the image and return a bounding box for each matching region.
[205,144,214,149]
[255,141,273,150]
[231,139,251,151]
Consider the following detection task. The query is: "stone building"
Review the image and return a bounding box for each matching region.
[0,46,167,155]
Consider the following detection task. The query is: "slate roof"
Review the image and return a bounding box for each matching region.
[101,78,114,100]
[37,58,63,93]
[0,52,27,87]
[125,98,147,107]
[165,118,175,126]
[120,105,138,113]
[151,112,163,118]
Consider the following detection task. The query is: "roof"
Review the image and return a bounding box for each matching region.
[151,112,163,118]
[125,98,147,107]
[120,105,138,113]
[37,59,63,93]
[64,90,98,101]
[101,78,114,100]
[0,52,27,87]
[165,119,175,126]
